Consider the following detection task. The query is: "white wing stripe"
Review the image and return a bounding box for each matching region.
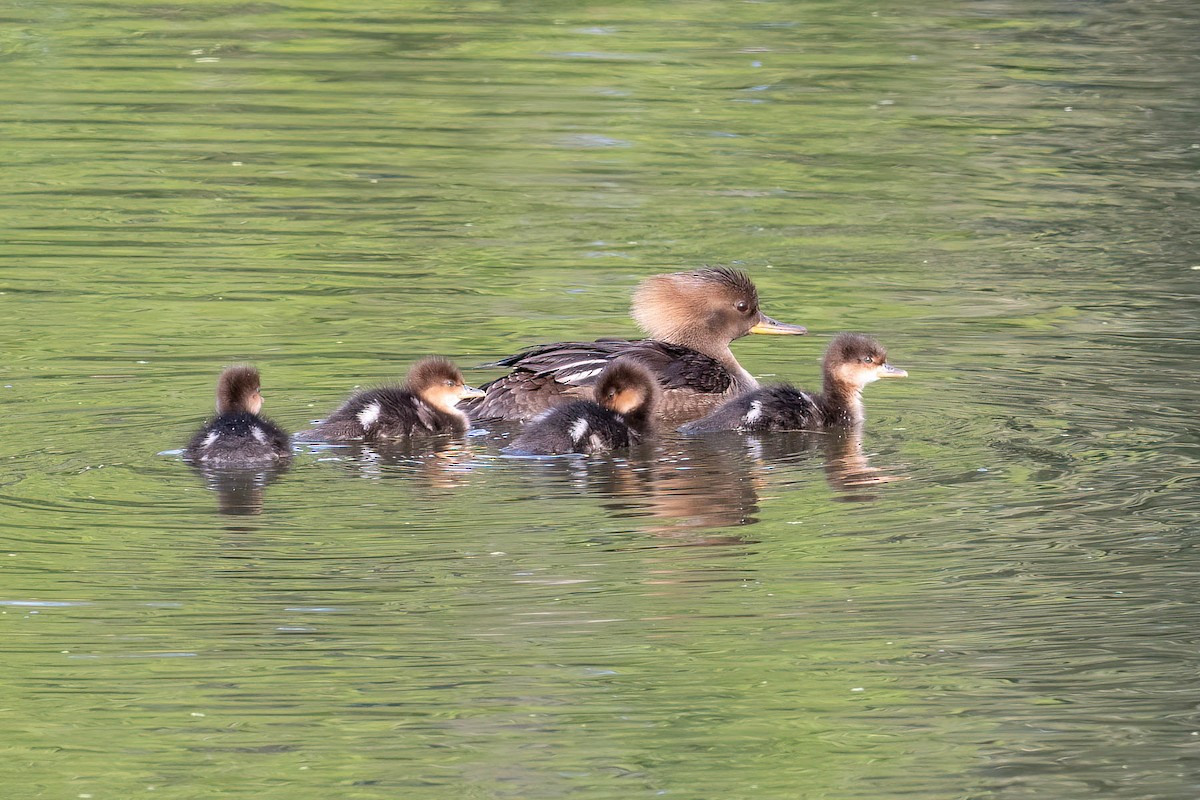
[559,368,604,383]
[553,358,609,371]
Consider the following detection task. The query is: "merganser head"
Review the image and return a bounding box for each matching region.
[631,268,807,352]
[824,333,908,390]
[406,357,485,414]
[595,358,660,417]
[216,365,264,415]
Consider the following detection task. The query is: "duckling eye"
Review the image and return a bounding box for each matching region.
[444,379,456,387]
[735,301,749,313]
[863,356,874,364]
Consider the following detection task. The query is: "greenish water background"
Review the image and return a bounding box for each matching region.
[2,1,1199,797]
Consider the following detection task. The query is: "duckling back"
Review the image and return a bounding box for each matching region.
[507,400,639,455]
[304,357,483,442]
[185,412,291,465]
[678,385,817,434]
[310,386,465,441]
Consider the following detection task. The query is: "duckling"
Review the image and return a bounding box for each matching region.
[467,268,807,423]
[507,358,660,455]
[184,366,291,466]
[305,357,484,442]
[678,333,907,434]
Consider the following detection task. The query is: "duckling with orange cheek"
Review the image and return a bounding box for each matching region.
[185,366,292,466]
[678,333,907,434]
[306,357,485,442]
[507,359,660,455]
[468,268,807,423]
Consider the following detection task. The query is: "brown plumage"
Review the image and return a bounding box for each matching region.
[302,357,485,442]
[679,333,907,433]
[467,268,807,423]
[216,365,263,415]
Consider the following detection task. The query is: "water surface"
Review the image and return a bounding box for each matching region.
[2,1,1199,798]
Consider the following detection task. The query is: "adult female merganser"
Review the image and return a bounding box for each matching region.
[304,357,484,441]
[184,366,291,466]
[506,359,659,455]
[468,268,807,423]
[678,333,907,433]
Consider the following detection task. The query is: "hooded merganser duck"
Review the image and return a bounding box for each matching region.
[678,333,907,434]
[184,366,291,466]
[506,359,659,455]
[467,268,807,423]
[304,357,485,442]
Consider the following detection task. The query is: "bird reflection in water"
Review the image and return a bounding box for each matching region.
[190,462,290,517]
[195,429,903,520]
[505,438,761,543]
[509,423,906,536]
[742,423,907,502]
[311,436,478,490]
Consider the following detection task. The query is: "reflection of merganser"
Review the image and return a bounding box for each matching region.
[679,333,907,433]
[304,357,484,441]
[468,268,807,422]
[507,359,659,455]
[185,366,291,466]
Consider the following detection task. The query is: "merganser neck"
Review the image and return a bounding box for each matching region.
[819,373,865,427]
[705,344,758,392]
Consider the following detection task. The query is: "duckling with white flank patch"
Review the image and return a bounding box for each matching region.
[185,366,291,466]
[304,357,485,442]
[467,268,807,423]
[507,359,660,455]
[678,333,907,434]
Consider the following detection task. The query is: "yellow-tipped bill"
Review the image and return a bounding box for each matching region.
[749,313,807,335]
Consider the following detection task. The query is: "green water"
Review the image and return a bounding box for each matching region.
[3,0,1199,797]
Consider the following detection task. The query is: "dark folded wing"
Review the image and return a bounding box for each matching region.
[481,339,733,392]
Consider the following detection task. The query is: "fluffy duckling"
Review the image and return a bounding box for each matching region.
[678,333,907,434]
[184,366,291,466]
[507,359,660,455]
[306,357,484,441]
[468,268,807,422]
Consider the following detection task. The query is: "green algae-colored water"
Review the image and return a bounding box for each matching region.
[3,1,1200,797]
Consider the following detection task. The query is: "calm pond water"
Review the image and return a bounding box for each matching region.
[2,0,1199,797]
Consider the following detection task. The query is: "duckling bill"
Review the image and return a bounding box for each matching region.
[507,359,659,455]
[303,357,484,441]
[679,333,907,434]
[467,268,806,423]
[184,366,291,466]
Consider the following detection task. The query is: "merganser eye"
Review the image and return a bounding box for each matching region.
[863,356,874,363]
[735,301,749,313]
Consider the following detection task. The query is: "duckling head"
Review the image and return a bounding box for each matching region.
[631,268,806,353]
[406,356,485,414]
[216,365,264,415]
[595,358,660,416]
[824,333,908,390]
